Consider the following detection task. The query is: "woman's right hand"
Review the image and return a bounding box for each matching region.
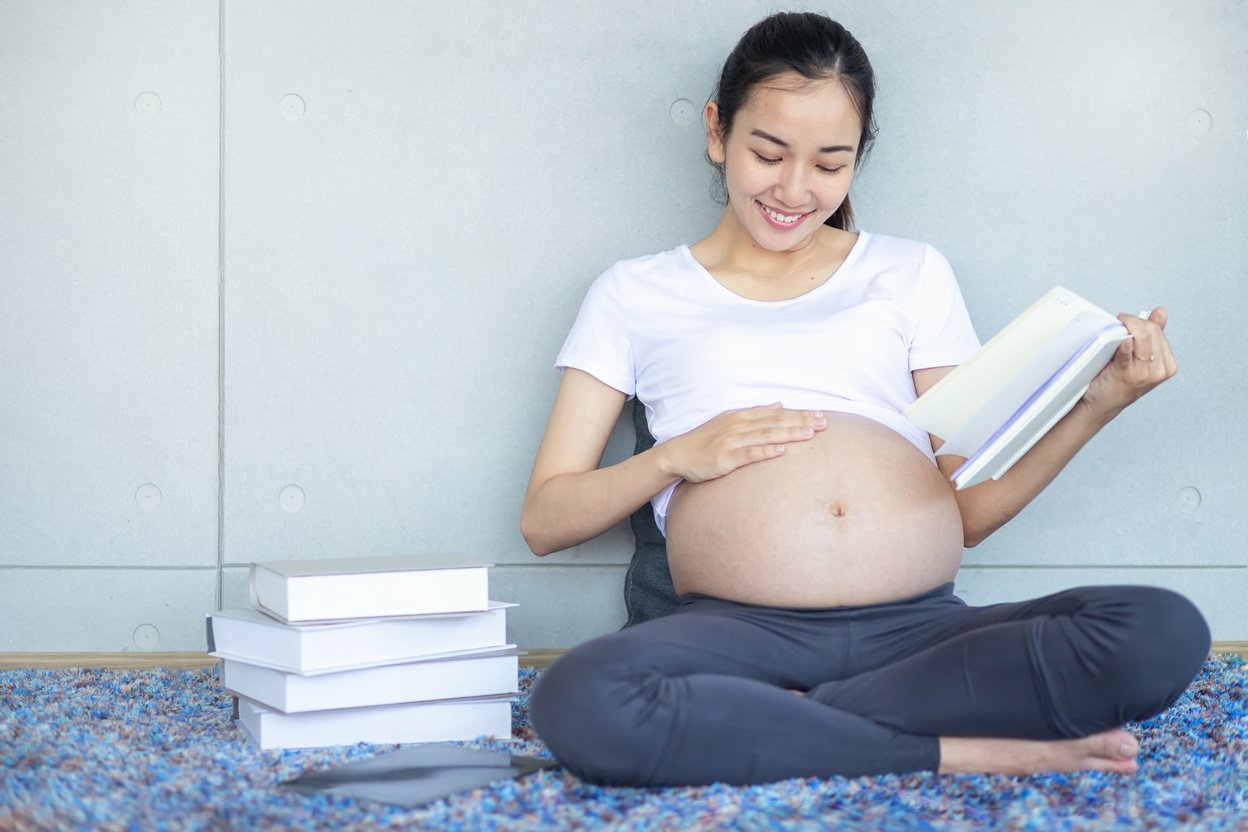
[658,403,827,483]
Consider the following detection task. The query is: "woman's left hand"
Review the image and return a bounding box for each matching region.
[1080,307,1177,421]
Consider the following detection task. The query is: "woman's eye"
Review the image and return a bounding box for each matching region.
[818,166,846,175]
[752,152,781,165]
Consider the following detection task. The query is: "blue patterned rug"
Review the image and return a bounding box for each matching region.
[2,654,1245,830]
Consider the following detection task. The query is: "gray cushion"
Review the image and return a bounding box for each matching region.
[623,398,680,627]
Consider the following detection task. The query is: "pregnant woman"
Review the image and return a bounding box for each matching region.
[520,12,1209,786]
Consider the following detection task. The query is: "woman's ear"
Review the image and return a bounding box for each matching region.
[704,102,726,165]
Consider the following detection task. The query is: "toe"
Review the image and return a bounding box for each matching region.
[1111,730,1139,759]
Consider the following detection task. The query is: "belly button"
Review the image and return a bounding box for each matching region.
[827,502,847,519]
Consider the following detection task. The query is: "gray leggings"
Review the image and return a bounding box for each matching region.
[529,582,1210,786]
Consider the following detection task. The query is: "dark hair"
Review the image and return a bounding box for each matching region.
[707,12,878,230]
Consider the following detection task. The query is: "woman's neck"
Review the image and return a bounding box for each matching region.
[693,206,833,281]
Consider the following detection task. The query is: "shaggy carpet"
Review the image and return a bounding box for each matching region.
[1,655,1245,830]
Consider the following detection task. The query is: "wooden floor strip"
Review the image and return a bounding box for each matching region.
[0,650,567,670]
[1,642,1244,670]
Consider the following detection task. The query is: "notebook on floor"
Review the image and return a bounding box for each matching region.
[280,744,555,808]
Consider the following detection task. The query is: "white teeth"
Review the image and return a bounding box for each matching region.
[764,206,802,224]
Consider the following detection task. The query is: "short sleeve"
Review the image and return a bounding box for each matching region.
[554,265,636,396]
[909,245,981,371]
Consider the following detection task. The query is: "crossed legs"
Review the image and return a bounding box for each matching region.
[529,584,1210,786]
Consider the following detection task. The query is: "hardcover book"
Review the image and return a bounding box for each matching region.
[207,602,513,674]
[220,650,520,714]
[249,554,491,624]
[237,695,514,750]
[907,286,1130,490]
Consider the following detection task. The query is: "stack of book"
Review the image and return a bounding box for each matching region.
[207,554,519,750]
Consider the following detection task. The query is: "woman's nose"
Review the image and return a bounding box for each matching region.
[775,165,810,209]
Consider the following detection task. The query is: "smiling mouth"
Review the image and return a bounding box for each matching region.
[757,201,809,227]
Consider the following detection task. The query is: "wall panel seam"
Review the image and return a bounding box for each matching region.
[216,0,227,610]
[0,566,220,572]
[471,563,631,570]
[959,565,1246,570]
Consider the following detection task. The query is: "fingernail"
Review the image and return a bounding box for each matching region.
[1118,742,1135,757]
[800,428,814,437]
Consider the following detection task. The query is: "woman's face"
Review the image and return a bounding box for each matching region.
[707,74,862,252]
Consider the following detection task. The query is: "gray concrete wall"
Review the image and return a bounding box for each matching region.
[2,1,1244,651]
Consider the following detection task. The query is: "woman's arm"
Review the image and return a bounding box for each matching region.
[521,369,671,556]
[522,368,829,555]
[914,308,1177,548]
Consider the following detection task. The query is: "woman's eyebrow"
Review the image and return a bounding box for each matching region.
[749,128,854,154]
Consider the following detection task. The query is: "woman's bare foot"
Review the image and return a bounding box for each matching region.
[938,728,1140,776]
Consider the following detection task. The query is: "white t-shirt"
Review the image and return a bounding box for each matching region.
[555,230,981,535]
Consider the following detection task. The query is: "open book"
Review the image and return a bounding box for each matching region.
[907,286,1130,490]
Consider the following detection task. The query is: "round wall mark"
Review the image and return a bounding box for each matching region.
[135,91,162,119]
[280,94,307,121]
[670,99,697,126]
[135,483,162,510]
[280,484,306,514]
[133,624,160,650]
[1186,109,1212,137]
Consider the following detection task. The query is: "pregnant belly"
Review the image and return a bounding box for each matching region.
[664,412,966,608]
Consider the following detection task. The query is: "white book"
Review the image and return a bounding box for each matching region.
[908,286,1130,490]
[206,602,513,675]
[220,651,519,714]
[236,695,514,750]
[250,554,490,623]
